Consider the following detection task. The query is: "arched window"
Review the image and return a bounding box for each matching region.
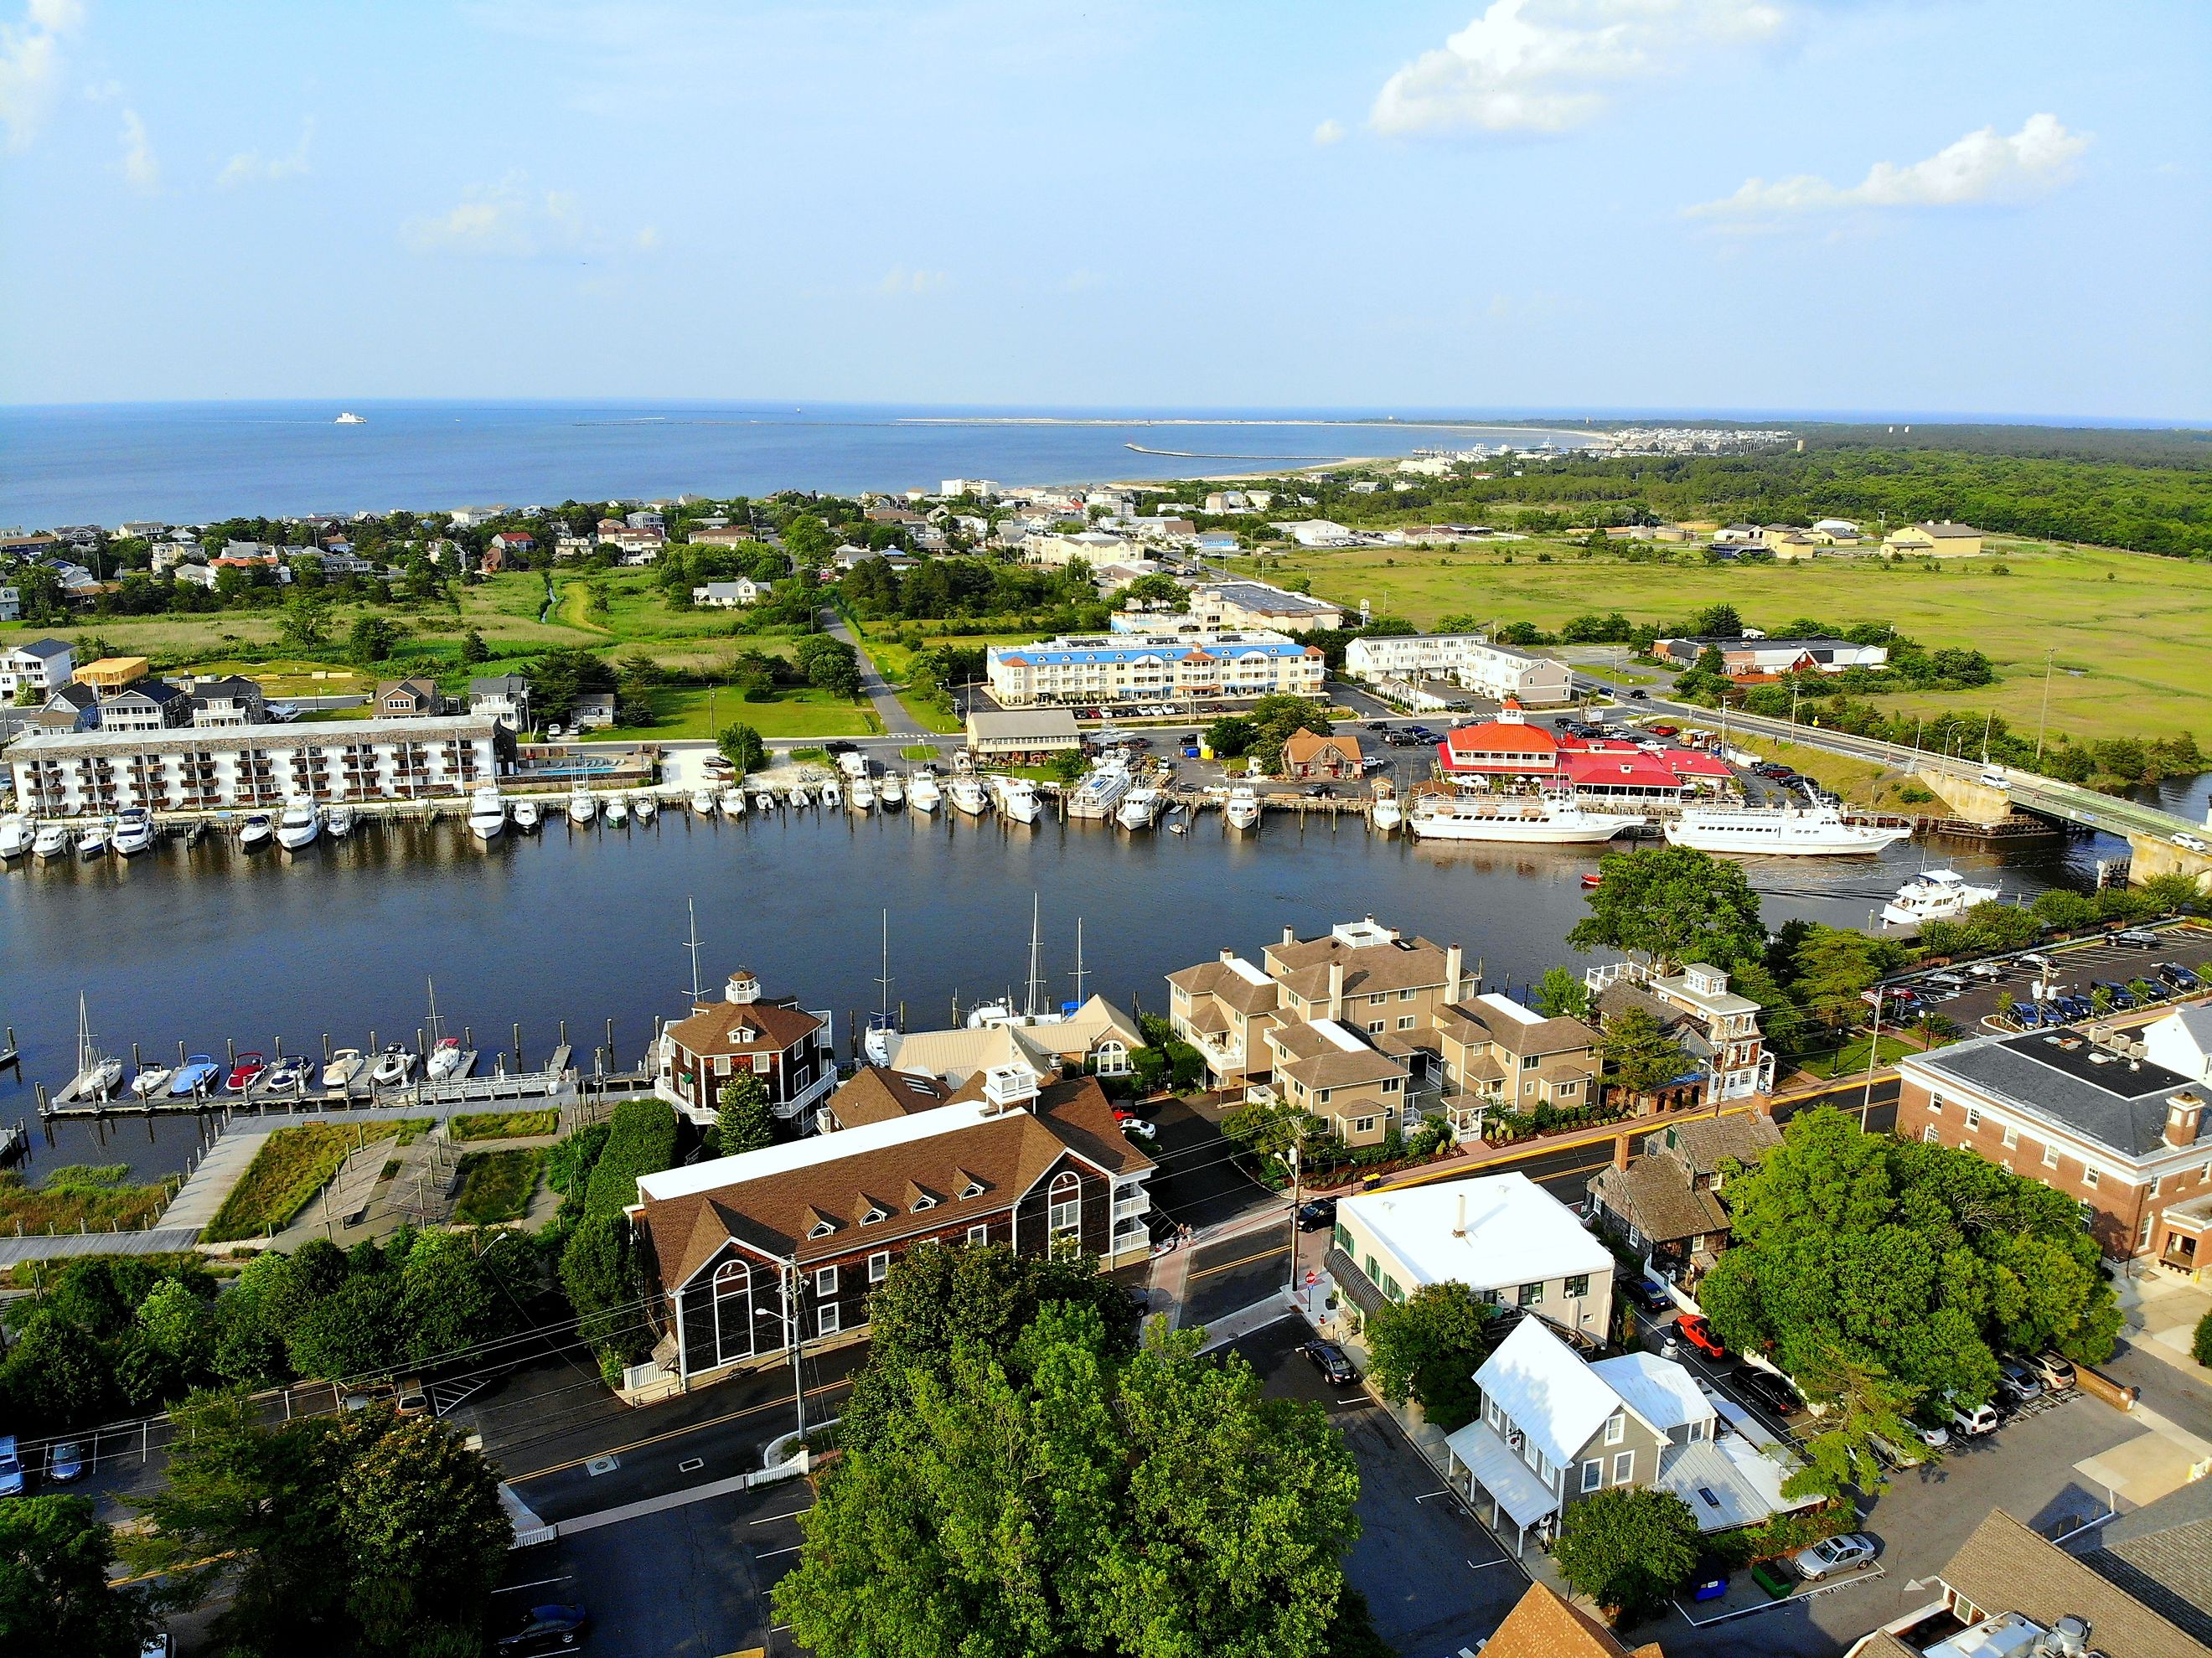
[1048,1170,1082,1239]
[1093,1039,1129,1077]
[712,1260,752,1367]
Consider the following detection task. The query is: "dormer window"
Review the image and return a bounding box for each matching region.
[860,1205,887,1226]
[808,1219,835,1239]
[729,1025,755,1045]
[912,1194,937,1211]
[961,1180,984,1199]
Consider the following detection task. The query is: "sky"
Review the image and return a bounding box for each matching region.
[1,0,2207,420]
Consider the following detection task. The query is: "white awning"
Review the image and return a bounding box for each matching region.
[1443,1419,1560,1531]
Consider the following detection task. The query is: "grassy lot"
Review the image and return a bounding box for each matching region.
[452,1149,545,1226]
[1227,538,2212,743]
[204,1120,405,1242]
[0,1165,178,1233]
[1791,1033,1920,1081]
[449,1108,561,1141]
[596,684,877,741]
[1714,731,1925,810]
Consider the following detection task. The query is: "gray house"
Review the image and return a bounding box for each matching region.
[468,674,531,731]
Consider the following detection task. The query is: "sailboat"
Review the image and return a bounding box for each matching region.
[964,896,1068,1030]
[64,994,122,1101]
[863,909,900,1066]
[424,980,467,1080]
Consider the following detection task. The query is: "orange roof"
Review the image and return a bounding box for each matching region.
[1447,721,1557,754]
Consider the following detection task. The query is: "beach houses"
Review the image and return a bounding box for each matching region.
[0,638,74,702]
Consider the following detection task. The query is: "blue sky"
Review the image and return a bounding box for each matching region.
[2,0,2206,419]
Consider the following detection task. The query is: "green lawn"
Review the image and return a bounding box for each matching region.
[449,1108,561,1141]
[452,1149,545,1226]
[204,1121,406,1242]
[596,684,878,741]
[1791,1034,1918,1080]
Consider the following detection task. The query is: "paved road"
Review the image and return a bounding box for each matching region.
[820,608,924,738]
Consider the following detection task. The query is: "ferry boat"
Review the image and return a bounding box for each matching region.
[996,777,1041,824]
[468,788,506,840]
[1408,793,1646,844]
[112,808,154,855]
[1117,786,1163,831]
[1664,803,1911,856]
[1881,868,2000,927]
[1225,786,1262,832]
[276,803,320,851]
[326,805,355,838]
[908,771,942,814]
[947,776,989,817]
[0,814,29,860]
[238,813,274,850]
[33,823,70,860]
[1066,754,1133,820]
[510,800,540,834]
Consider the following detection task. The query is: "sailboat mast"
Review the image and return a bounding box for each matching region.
[684,897,705,1003]
[1071,918,1088,1006]
[876,909,893,1018]
[1024,894,1044,1019]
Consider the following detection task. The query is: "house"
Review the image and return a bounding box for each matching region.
[830,544,881,571]
[1587,962,1773,1104]
[938,478,1000,499]
[1845,1508,2212,1658]
[0,637,75,701]
[880,998,1145,1090]
[1436,994,1601,1134]
[2075,1480,2212,1649]
[32,682,101,733]
[375,678,444,718]
[1898,1026,2212,1266]
[1262,1018,1411,1148]
[2141,1005,2212,1086]
[1328,1172,1615,1340]
[0,586,18,622]
[1279,519,1357,548]
[75,656,150,695]
[631,1068,1155,1387]
[189,674,266,728]
[1481,1584,1667,1658]
[467,674,531,732]
[572,693,617,731]
[1188,580,1341,633]
[1882,520,1986,558]
[653,968,836,1133]
[93,679,193,734]
[1025,530,1130,569]
[965,708,1082,766]
[623,510,664,531]
[691,579,774,608]
[1164,953,1285,1089]
[1585,1112,1783,1287]
[1278,727,1362,781]
[1191,529,1241,555]
[1351,638,1569,700]
[116,520,168,540]
[1656,637,1889,676]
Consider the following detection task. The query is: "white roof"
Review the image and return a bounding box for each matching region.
[1590,1351,1713,1433]
[1474,992,1543,1028]
[1315,1019,1367,1055]
[1442,1418,1561,1528]
[1222,956,1271,988]
[635,1100,1000,1203]
[883,1024,1055,1087]
[1338,1171,1613,1294]
[1474,1319,1648,1473]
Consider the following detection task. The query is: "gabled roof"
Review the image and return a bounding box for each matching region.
[664,995,824,1059]
[8,638,72,660]
[1589,1351,1714,1433]
[2083,1477,2212,1648]
[1661,1113,1782,1175]
[1167,956,1281,1015]
[1481,1583,1654,1658]
[1438,994,1596,1058]
[1475,1318,1660,1472]
[825,1064,954,1129]
[1587,1157,1729,1245]
[1268,929,1454,1001]
[1945,1510,2211,1658]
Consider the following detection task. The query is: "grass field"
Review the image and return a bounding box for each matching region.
[595,684,878,741]
[449,1108,561,1141]
[205,1120,405,1242]
[0,1165,178,1234]
[1227,537,2212,743]
[452,1148,545,1225]
[1723,733,1925,809]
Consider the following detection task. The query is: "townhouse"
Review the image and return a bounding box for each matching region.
[1435,994,1600,1134]
[985,630,1324,709]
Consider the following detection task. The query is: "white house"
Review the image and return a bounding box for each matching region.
[692,579,774,608]
[2142,1006,2212,1086]
[1344,634,1574,705]
[0,638,75,701]
[1277,519,1358,549]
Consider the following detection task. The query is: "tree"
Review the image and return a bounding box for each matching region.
[1048,749,1088,784]
[559,1217,649,1377]
[328,1412,510,1655]
[718,721,767,774]
[278,591,330,650]
[460,627,489,664]
[1597,1005,1693,1102]
[1243,695,1332,777]
[2194,1309,2212,1369]
[1690,602,1744,638]
[1362,1283,1498,1429]
[1552,1487,1700,1619]
[346,614,399,667]
[716,1075,773,1157]
[1207,715,1259,758]
[1121,572,1187,610]
[0,1495,147,1658]
[1568,845,1765,973]
[1532,967,1590,1020]
[1791,925,1884,1040]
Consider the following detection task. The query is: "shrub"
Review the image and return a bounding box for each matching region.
[2194,1309,2212,1370]
[452,1149,545,1226]
[581,1100,680,1222]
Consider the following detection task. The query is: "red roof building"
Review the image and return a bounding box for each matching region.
[1439,700,1559,778]
[1560,751,1683,799]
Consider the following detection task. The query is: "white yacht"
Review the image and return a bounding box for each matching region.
[426,1037,467,1081]
[850,777,876,811]
[947,775,989,816]
[566,789,597,827]
[879,773,904,809]
[1066,754,1133,819]
[238,813,274,850]
[0,814,30,860]
[1408,793,1646,844]
[334,411,367,425]
[690,788,718,816]
[996,777,1041,824]
[1370,790,1403,835]
[113,808,155,856]
[838,750,869,780]
[511,799,540,834]
[721,786,747,818]
[605,794,630,826]
[908,771,942,813]
[1116,786,1163,831]
[276,803,321,851]
[326,805,355,838]
[33,823,70,860]
[73,818,111,856]
[1881,868,2001,927]
[65,997,121,1101]
[468,788,506,841]
[1665,803,1911,856]
[1225,786,1262,832]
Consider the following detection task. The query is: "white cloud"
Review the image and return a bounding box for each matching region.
[1690,114,2091,219]
[219,117,314,188]
[876,266,948,296]
[401,173,649,259]
[1371,0,1782,137]
[116,105,155,191]
[1313,117,1346,147]
[0,0,85,152]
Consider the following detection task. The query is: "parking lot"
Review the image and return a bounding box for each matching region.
[1882,922,2212,1034]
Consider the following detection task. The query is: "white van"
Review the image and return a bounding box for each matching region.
[1948,1397,1999,1436]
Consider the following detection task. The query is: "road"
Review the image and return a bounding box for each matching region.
[819,607,924,738]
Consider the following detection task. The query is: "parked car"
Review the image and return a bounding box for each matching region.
[1948,1396,2000,1436]
[2091,980,2137,1010]
[2031,1351,2077,1391]
[45,1439,86,1482]
[1295,1198,1337,1232]
[2021,952,2057,974]
[1620,1277,1672,1316]
[2116,928,2159,948]
[2158,963,2201,991]
[1673,1313,1727,1360]
[1791,1532,1877,1580]
[2053,994,2094,1022]
[1732,1366,1801,1418]
[394,1376,430,1418]
[1300,1340,1359,1387]
[0,1435,23,1497]
[1995,1357,2044,1407]
[496,1605,591,1655]
[1647,723,1679,736]
[1305,784,1337,798]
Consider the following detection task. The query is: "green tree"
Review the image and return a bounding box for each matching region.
[1552,1487,1701,1619]
[716,1074,774,1157]
[1362,1283,1498,1429]
[718,721,768,774]
[559,1217,648,1377]
[2194,1309,2212,1369]
[0,1495,147,1658]
[278,591,330,650]
[1049,749,1088,784]
[1532,967,1590,1020]
[328,1411,511,1655]
[1568,845,1765,973]
[1244,695,1333,777]
[1207,715,1259,758]
[346,614,399,667]
[1791,925,1884,1040]
[1598,1005,1693,1102]
[460,627,489,664]
[1121,572,1187,610]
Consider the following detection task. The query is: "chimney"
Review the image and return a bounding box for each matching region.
[1219,948,1236,964]
[1282,924,1297,947]
[1446,943,1465,999]
[1328,961,1345,1023]
[1453,1191,1466,1237]
[2168,1092,2204,1149]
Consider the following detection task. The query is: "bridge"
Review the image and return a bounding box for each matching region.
[1651,701,2212,889]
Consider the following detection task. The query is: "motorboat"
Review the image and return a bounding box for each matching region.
[168,1054,222,1096]
[634,793,658,823]
[322,1047,367,1088]
[850,777,876,811]
[130,1064,173,1098]
[605,794,629,826]
[1370,793,1403,834]
[1581,872,1604,888]
[1882,868,2001,928]
[947,776,989,817]
[1665,804,1913,856]
[837,751,869,780]
[753,786,778,812]
[275,803,320,851]
[326,805,355,838]
[996,777,1041,824]
[0,814,29,859]
[468,788,505,840]
[1408,793,1646,844]
[1116,786,1163,830]
[879,773,904,809]
[370,1044,416,1087]
[721,787,747,818]
[32,823,69,860]
[263,1055,308,1092]
[426,1036,467,1081]
[511,799,541,833]
[76,821,111,858]
[1066,753,1133,819]
[238,813,274,850]
[113,808,155,855]
[907,771,942,813]
[567,789,597,827]
[691,788,718,816]
[225,1051,267,1094]
[820,778,842,808]
[1225,786,1262,832]
[787,781,813,809]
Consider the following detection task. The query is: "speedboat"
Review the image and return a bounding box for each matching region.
[370,1044,416,1087]
[1882,868,2001,928]
[113,808,154,855]
[605,794,629,826]
[1225,786,1262,832]
[322,1047,367,1088]
[263,1055,308,1092]
[997,777,1041,824]
[76,821,111,858]
[0,814,29,859]
[426,1036,467,1081]
[753,786,778,812]
[879,773,904,809]
[1116,787,1162,831]
[130,1063,173,1098]
[32,823,69,860]
[468,788,505,840]
[634,793,658,823]
[908,772,942,813]
[1371,793,1402,834]
[850,777,876,811]
[1665,804,1912,856]
[691,788,717,816]
[721,787,747,818]
[820,778,841,808]
[947,776,988,816]
[275,803,319,851]
[326,805,354,838]
[225,1051,268,1094]
[168,1054,222,1096]
[566,789,597,827]
[238,813,274,850]
[511,799,541,833]
[787,781,813,809]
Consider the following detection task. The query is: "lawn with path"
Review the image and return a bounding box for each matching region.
[204,1120,407,1242]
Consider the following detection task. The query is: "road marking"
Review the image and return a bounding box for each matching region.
[1413,1489,1453,1502]
[757,1543,804,1558]
[585,1455,618,1476]
[750,1508,811,1526]
[1468,1557,1515,1571]
[494,1574,576,1593]
[677,1457,705,1474]
[1187,1247,1288,1282]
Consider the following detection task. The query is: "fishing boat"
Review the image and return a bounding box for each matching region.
[850,777,876,811]
[326,805,354,838]
[819,777,842,808]
[275,802,320,851]
[112,808,154,855]
[752,786,778,812]
[997,777,1041,824]
[238,813,274,850]
[63,995,122,1101]
[1881,867,2001,927]
[1225,786,1262,831]
[0,814,30,860]
[76,820,111,858]
[634,792,658,823]
[567,788,597,827]
[323,1047,367,1087]
[879,773,905,809]
[605,794,630,826]
[690,788,717,816]
[468,788,506,840]
[907,771,942,813]
[947,775,989,817]
[168,1054,222,1096]
[787,781,813,809]
[33,823,70,859]
[721,786,747,818]
[1664,803,1911,856]
[1369,791,1403,834]
[130,1062,173,1098]
[1066,753,1133,820]
[1408,793,1646,844]
[837,751,869,780]
[370,1044,416,1087]
[1116,786,1163,831]
[511,799,540,834]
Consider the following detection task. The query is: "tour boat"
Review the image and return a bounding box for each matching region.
[567,789,597,827]
[326,805,355,838]
[33,823,70,860]
[721,787,747,818]
[1066,754,1133,820]
[275,803,320,851]
[947,776,989,817]
[426,1036,467,1081]
[511,799,540,834]
[634,793,658,823]
[238,813,274,850]
[690,788,717,816]
[370,1044,416,1087]
[323,1047,367,1088]
[76,820,111,858]
[996,777,1041,824]
[112,808,154,856]
[468,788,506,841]
[879,773,904,809]
[1225,786,1262,832]
[819,778,842,808]
[130,1063,173,1098]
[1881,868,2001,927]
[907,771,942,813]
[0,814,29,860]
[850,777,876,811]
[1664,804,1912,856]
[605,794,629,826]
[1408,793,1646,844]
[1116,786,1163,831]
[168,1055,221,1096]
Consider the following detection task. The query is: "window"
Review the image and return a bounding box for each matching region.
[1922,1125,1940,1144]
[2084,1166,2100,1190]
[1048,1170,1082,1238]
[2147,1175,2161,1198]
[859,1205,886,1226]
[2043,1142,2059,1168]
[1964,1107,1982,1130]
[1522,1053,1540,1070]
[1581,1459,1603,1493]
[819,1304,840,1337]
[1558,1082,1578,1099]
[1612,1450,1634,1485]
[1604,1411,1625,1446]
[967,1223,989,1245]
[1354,1116,1377,1135]
[1384,1274,1403,1304]
[2139,1212,2156,1249]
[1382,1077,1402,1093]
[815,1264,837,1297]
[1365,1254,1381,1283]
[1367,1020,1386,1035]
[1320,1087,1334,1104]
[1400,988,1417,1002]
[1371,993,1387,1007]
[868,1250,890,1284]
[1518,1281,1543,1308]
[1094,1040,1129,1077]
[1398,1015,1416,1030]
[1930,1092,1944,1114]
[1566,1274,1589,1299]
[2002,1125,2018,1149]
[912,1193,938,1211]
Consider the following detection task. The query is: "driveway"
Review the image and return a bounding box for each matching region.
[820,607,923,737]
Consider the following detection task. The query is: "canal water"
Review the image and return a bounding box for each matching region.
[0,811,2115,1181]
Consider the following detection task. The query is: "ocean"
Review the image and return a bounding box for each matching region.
[0,401,1596,528]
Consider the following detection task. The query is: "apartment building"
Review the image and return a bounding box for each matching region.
[1187,580,1342,633]
[1344,633,1574,704]
[985,631,1323,709]
[1436,994,1600,1133]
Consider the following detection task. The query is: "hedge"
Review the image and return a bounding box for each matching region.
[581,1099,680,1223]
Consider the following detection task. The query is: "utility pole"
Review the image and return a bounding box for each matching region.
[1284,1142,1303,1299]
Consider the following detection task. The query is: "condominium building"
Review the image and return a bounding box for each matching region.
[1344,633,1574,704]
[985,631,1323,709]
[1188,581,1343,633]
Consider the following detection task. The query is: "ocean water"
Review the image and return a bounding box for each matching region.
[0,401,1595,528]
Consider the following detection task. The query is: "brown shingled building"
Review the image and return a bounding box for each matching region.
[654,968,835,1133]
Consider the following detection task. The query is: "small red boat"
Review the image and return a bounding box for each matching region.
[1580,873,1603,888]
